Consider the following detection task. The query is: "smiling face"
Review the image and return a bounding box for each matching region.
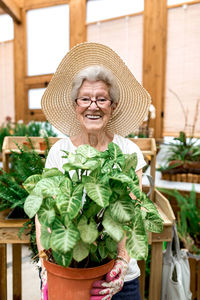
[74,80,117,134]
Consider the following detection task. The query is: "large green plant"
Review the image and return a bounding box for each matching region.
[24,142,163,268]
[158,187,200,254]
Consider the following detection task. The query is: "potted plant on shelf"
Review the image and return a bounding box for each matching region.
[157,131,200,183]
[23,142,163,300]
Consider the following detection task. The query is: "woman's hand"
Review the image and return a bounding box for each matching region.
[90,256,128,300]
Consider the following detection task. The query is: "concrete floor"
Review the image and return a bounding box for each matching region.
[7,244,41,300]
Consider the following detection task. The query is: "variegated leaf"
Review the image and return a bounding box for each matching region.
[78,216,98,244]
[102,210,124,242]
[51,224,80,254]
[85,183,111,208]
[73,240,89,262]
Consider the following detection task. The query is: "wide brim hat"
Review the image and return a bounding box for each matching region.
[41,42,151,137]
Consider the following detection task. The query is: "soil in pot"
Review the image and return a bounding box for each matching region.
[44,259,114,300]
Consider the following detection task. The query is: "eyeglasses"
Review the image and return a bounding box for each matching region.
[75,97,113,108]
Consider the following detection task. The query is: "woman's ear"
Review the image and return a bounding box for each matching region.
[111,102,118,113]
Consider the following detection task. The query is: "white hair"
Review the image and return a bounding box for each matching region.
[71,65,119,103]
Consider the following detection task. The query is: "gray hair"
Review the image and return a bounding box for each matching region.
[71,65,119,103]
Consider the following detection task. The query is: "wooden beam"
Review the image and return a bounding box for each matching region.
[14,9,26,122]
[143,0,167,139]
[0,0,21,23]
[69,0,86,48]
[23,0,68,10]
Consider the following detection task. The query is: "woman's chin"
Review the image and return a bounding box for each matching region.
[81,124,106,134]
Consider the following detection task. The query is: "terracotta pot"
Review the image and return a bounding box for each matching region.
[23,142,32,149]
[44,259,114,300]
[39,141,47,151]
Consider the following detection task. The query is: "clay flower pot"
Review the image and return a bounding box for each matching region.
[39,141,47,151]
[44,259,114,300]
[23,142,32,149]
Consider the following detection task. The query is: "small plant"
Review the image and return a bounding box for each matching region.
[158,186,200,255]
[0,118,57,152]
[9,138,48,185]
[24,142,163,268]
[157,131,200,176]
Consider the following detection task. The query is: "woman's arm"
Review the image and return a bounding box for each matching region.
[35,214,44,265]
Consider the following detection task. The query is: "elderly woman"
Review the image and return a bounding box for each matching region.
[37,42,151,300]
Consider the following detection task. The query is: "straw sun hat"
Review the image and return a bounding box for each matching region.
[41,42,151,137]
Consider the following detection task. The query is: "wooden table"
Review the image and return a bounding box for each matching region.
[0,209,30,300]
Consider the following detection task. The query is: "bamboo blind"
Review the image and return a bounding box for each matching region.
[164,3,200,136]
[0,40,15,124]
[87,14,143,84]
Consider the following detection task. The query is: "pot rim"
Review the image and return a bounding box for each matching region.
[44,259,115,280]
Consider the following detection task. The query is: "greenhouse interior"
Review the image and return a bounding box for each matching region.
[0,0,199,299]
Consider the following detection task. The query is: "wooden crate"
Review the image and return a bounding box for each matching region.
[2,136,60,172]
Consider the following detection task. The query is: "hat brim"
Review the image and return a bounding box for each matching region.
[41,42,151,137]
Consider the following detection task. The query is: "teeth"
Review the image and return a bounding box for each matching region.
[86,115,101,119]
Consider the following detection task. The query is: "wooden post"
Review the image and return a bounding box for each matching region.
[69,0,86,48]
[0,244,7,300]
[13,9,26,122]
[149,242,163,300]
[13,245,22,300]
[143,0,168,139]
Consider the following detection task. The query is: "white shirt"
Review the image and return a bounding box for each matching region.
[45,134,146,281]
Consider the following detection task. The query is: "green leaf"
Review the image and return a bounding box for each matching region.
[144,211,163,233]
[56,184,83,219]
[73,240,89,262]
[85,183,111,208]
[76,144,100,158]
[105,237,117,253]
[101,160,114,174]
[84,199,101,219]
[40,226,51,249]
[78,216,98,244]
[24,193,43,218]
[36,176,64,197]
[38,198,56,227]
[122,153,138,174]
[42,168,63,178]
[23,174,42,194]
[52,250,73,267]
[102,210,124,242]
[109,172,132,185]
[126,208,148,260]
[90,243,97,254]
[51,223,80,254]
[109,199,134,223]
[99,241,108,259]
[108,142,125,167]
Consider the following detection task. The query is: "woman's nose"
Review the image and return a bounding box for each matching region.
[88,101,99,110]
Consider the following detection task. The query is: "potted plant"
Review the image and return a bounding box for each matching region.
[157,132,200,183]
[23,142,163,299]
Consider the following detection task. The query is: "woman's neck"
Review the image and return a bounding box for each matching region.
[71,131,114,151]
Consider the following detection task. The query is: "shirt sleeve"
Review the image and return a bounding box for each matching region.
[45,142,63,171]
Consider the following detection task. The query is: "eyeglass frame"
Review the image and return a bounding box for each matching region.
[75,96,113,108]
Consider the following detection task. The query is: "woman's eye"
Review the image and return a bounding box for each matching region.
[81,98,90,102]
[98,98,106,102]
